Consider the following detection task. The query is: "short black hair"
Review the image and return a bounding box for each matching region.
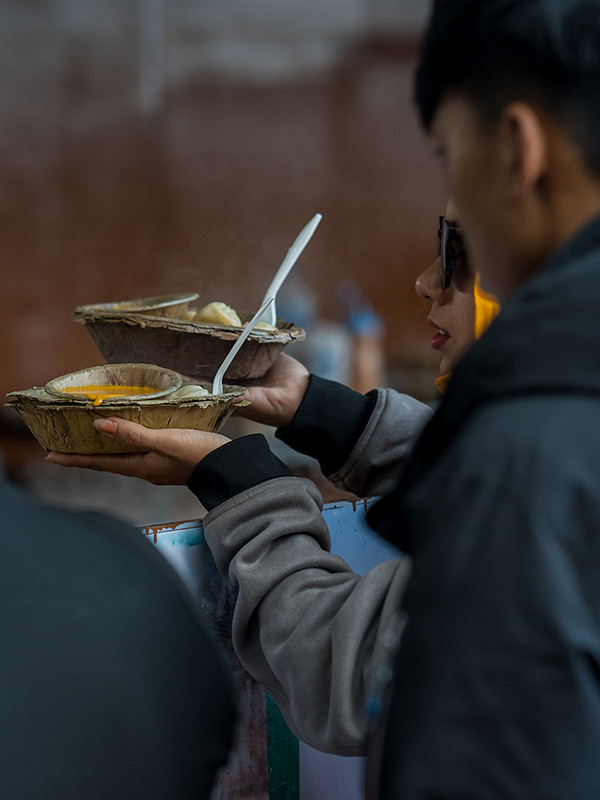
[415,0,600,177]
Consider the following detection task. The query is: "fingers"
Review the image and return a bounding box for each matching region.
[46,450,188,485]
[93,418,227,459]
[93,417,156,450]
[46,450,147,478]
[45,419,232,486]
[44,419,158,474]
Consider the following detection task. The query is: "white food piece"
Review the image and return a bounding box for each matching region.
[194,302,242,326]
[170,384,210,400]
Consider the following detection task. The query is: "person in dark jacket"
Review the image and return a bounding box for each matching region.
[47,0,600,796]
[0,456,235,798]
[366,0,600,795]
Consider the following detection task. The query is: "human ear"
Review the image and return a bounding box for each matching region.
[500,102,547,198]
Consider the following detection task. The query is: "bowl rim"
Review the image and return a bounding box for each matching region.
[75,292,199,314]
[71,308,306,343]
[44,363,183,404]
[5,382,246,408]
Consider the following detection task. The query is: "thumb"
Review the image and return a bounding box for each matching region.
[93,417,154,449]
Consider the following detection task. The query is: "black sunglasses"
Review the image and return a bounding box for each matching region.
[437,216,466,288]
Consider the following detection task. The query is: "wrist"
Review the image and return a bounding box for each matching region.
[187,434,292,510]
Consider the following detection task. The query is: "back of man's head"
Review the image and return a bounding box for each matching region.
[415,0,600,178]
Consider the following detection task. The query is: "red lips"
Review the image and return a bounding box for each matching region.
[428,317,450,350]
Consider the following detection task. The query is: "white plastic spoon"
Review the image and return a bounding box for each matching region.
[212,296,275,396]
[257,212,322,327]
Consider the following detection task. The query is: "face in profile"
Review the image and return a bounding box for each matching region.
[430,94,522,300]
[415,201,476,376]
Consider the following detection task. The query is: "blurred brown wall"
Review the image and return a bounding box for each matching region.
[0,5,444,413]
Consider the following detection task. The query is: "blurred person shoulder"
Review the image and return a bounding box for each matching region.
[0,470,236,799]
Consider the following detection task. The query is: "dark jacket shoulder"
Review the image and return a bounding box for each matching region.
[0,474,235,799]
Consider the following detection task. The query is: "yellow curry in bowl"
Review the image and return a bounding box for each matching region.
[59,384,159,406]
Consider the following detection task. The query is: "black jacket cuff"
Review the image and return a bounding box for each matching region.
[276,374,378,476]
[187,433,292,511]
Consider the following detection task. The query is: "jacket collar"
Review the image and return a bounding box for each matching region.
[368,212,600,545]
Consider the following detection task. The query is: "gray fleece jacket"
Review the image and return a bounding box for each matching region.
[188,376,433,755]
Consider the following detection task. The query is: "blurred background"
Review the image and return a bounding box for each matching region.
[1,0,444,519]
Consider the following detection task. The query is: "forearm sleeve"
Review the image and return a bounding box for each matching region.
[200,475,410,755]
[277,376,434,497]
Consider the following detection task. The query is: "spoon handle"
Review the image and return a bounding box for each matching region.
[259,212,322,326]
[212,296,275,396]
